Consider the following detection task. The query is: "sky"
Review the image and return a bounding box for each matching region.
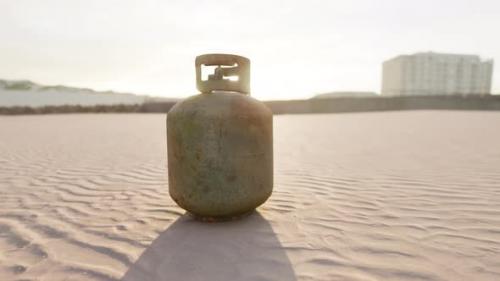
[0,0,499,100]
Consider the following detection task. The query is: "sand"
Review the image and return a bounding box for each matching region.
[1,111,500,281]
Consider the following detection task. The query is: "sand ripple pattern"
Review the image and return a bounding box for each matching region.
[1,112,500,281]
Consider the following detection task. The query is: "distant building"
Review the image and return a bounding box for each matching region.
[381,52,493,96]
[312,91,377,99]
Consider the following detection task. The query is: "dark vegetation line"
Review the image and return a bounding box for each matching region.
[1,95,500,115]
[0,103,177,115]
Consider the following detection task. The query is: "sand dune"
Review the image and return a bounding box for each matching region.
[1,111,500,281]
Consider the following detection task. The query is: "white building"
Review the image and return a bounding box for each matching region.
[382,52,493,96]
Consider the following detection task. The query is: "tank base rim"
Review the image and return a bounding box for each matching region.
[188,209,255,222]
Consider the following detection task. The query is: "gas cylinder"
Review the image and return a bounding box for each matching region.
[167,54,273,220]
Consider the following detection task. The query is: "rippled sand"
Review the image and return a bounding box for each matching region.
[1,111,500,281]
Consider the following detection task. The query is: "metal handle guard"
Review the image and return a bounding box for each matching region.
[195,54,250,94]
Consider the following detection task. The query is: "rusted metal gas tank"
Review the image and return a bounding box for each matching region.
[167,54,273,220]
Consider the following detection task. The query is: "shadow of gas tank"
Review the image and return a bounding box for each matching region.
[120,212,296,281]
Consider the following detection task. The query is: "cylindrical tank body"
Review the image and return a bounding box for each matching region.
[167,54,273,220]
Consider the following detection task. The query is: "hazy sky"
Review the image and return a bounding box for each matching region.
[1,0,499,100]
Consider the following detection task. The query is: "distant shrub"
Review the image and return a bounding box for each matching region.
[5,81,33,90]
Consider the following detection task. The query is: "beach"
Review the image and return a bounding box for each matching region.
[1,111,500,281]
